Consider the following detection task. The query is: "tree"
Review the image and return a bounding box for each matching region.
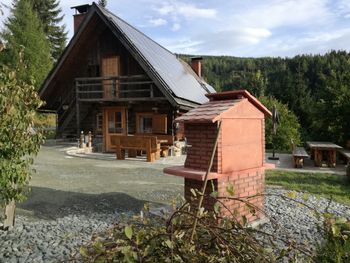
[0,51,44,228]
[1,0,52,88]
[259,96,301,151]
[29,0,67,61]
[98,0,107,7]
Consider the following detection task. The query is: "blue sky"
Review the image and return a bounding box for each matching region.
[2,0,350,57]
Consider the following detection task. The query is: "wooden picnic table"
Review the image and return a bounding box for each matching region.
[292,146,309,168]
[338,149,350,164]
[306,141,342,168]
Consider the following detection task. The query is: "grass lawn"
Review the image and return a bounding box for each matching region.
[265,170,350,206]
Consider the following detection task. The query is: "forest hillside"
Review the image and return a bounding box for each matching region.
[181,51,350,146]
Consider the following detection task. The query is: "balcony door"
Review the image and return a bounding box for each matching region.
[101,55,120,99]
[103,107,126,152]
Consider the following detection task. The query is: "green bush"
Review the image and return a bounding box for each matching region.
[0,56,44,225]
[316,216,350,262]
[78,193,314,263]
[259,96,301,151]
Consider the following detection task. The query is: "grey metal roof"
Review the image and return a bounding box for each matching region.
[97,5,215,105]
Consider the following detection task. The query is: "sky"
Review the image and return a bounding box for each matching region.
[1,0,350,57]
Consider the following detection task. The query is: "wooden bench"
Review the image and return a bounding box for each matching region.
[111,135,160,162]
[155,134,174,157]
[135,133,174,157]
[292,147,309,168]
[338,149,350,164]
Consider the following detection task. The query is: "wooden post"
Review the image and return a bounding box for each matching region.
[190,121,222,242]
[75,80,80,136]
[328,149,336,168]
[314,149,322,167]
[3,200,16,228]
[79,131,84,148]
[112,78,117,98]
[88,131,92,148]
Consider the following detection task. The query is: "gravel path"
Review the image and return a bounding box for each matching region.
[261,188,350,255]
[1,188,349,262]
[0,213,116,263]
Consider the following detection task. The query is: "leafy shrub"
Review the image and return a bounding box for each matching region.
[0,57,44,225]
[316,215,350,262]
[78,193,314,263]
[259,96,301,151]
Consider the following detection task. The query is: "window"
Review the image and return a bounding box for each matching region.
[136,113,167,134]
[108,111,123,134]
[96,113,103,133]
[139,115,153,133]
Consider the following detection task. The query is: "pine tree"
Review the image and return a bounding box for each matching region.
[1,0,52,88]
[29,0,67,61]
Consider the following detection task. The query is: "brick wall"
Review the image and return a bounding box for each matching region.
[175,122,185,141]
[184,123,221,173]
[184,168,265,222]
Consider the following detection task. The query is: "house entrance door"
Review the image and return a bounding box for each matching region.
[103,107,126,152]
[101,55,120,99]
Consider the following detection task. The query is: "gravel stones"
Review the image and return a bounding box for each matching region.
[0,213,116,263]
[1,188,349,262]
[260,188,350,254]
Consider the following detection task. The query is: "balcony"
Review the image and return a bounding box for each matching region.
[75,75,166,102]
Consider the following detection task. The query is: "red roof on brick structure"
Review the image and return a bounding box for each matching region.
[176,90,272,123]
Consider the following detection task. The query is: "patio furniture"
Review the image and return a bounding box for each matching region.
[113,135,160,162]
[135,133,174,157]
[306,141,342,168]
[292,147,309,168]
[338,149,350,164]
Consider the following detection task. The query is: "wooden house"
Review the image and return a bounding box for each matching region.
[39,3,215,152]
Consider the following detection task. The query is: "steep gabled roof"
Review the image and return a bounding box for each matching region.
[176,90,272,123]
[39,3,214,108]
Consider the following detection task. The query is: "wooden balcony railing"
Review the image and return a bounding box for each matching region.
[75,75,165,102]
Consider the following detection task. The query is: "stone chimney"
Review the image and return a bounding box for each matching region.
[191,57,202,78]
[71,4,91,33]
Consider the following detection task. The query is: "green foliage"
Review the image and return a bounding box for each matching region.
[181,51,350,145]
[1,0,53,88]
[0,56,44,209]
[78,194,315,262]
[28,0,67,60]
[259,96,301,151]
[266,170,350,205]
[316,216,350,262]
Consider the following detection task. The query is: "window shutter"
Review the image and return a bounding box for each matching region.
[152,114,167,134]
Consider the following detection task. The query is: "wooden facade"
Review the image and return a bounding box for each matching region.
[39,4,213,152]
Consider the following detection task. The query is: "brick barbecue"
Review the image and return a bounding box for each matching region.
[164,90,273,222]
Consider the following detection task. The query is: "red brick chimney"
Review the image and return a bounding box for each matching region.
[71,4,91,33]
[191,57,202,78]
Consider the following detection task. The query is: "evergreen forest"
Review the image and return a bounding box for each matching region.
[182,52,350,147]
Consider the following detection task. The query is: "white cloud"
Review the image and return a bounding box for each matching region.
[155,1,217,19]
[171,23,181,31]
[148,18,167,27]
[336,0,350,18]
[233,0,332,29]
[157,27,271,55]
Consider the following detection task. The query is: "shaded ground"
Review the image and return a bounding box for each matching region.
[265,152,346,175]
[18,143,346,220]
[18,143,184,220]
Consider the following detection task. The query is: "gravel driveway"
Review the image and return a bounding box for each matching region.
[1,143,349,262]
[21,143,185,220]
